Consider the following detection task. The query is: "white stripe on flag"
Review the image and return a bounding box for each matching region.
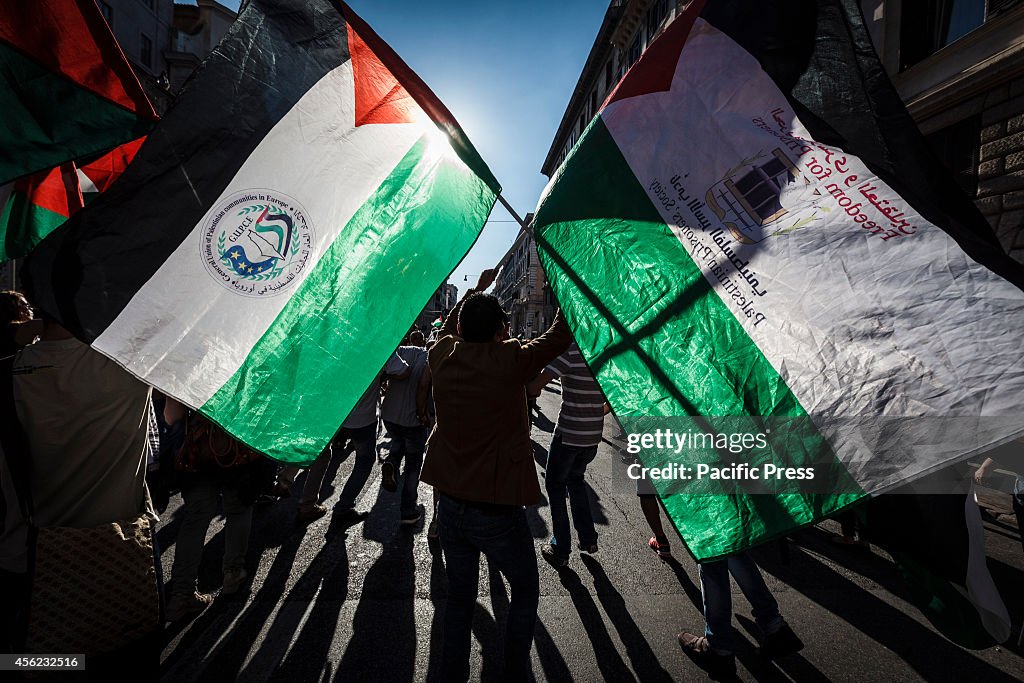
[94,62,427,407]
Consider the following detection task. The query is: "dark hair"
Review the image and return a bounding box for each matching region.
[459,293,508,342]
[0,290,31,325]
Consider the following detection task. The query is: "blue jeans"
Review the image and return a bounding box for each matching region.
[544,434,598,559]
[383,421,427,516]
[337,424,377,510]
[438,494,539,682]
[698,552,784,653]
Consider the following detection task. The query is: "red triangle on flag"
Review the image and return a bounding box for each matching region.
[347,23,418,127]
[79,136,145,194]
[14,163,84,219]
[604,0,705,108]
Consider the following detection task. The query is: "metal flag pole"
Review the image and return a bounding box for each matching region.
[496,193,531,233]
[494,193,534,269]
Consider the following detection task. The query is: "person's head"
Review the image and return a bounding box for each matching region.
[0,290,32,325]
[458,293,510,342]
[408,330,425,347]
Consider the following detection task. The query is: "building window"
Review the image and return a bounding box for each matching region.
[899,0,986,70]
[140,33,152,68]
[627,33,642,67]
[925,115,981,197]
[99,1,113,27]
[647,0,669,42]
[605,59,613,91]
[579,113,587,137]
[590,91,598,117]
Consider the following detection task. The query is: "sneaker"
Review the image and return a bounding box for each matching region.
[222,568,248,596]
[400,511,421,526]
[427,519,440,539]
[540,544,569,568]
[677,631,736,680]
[381,462,398,492]
[166,590,214,623]
[297,503,328,525]
[758,623,804,659]
[578,541,599,555]
[648,536,672,558]
[335,507,369,525]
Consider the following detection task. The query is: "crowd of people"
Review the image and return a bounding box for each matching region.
[6,274,1016,681]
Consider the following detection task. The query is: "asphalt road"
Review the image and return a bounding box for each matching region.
[159,386,1024,682]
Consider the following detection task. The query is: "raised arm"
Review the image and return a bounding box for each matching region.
[516,308,572,379]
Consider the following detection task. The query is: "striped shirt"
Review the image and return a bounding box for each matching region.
[545,344,605,447]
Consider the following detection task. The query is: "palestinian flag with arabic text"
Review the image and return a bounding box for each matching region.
[534,0,1023,645]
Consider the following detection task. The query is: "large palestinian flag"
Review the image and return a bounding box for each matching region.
[0,0,156,185]
[26,0,499,465]
[533,0,1024,581]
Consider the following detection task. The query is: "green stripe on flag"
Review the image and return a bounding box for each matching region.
[0,189,69,261]
[535,117,862,559]
[0,42,151,183]
[202,134,496,463]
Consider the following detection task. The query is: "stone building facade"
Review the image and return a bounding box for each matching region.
[166,0,238,93]
[865,0,1024,262]
[495,215,555,339]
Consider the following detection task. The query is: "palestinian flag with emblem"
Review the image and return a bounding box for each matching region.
[533,0,1024,636]
[25,0,499,465]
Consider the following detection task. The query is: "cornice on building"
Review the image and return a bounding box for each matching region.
[540,1,627,175]
[892,3,1024,130]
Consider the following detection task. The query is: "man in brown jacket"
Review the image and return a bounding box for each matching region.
[420,267,571,682]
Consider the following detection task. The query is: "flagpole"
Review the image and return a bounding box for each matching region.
[494,193,535,270]
[496,193,531,233]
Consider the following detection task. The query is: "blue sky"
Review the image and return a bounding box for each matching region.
[206,0,609,291]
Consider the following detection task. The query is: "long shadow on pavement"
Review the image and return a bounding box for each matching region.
[793,524,1024,657]
[424,538,446,682]
[160,508,306,680]
[734,615,830,683]
[755,537,1020,682]
[260,518,358,681]
[334,528,417,682]
[580,554,674,682]
[555,564,636,681]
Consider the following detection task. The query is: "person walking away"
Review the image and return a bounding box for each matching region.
[164,400,272,621]
[678,550,803,679]
[420,267,571,682]
[526,343,606,567]
[275,351,410,524]
[381,331,430,525]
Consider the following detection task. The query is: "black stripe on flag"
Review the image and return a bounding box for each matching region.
[701,0,1024,291]
[25,0,351,341]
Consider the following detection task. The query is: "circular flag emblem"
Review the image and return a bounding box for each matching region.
[201,189,315,297]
